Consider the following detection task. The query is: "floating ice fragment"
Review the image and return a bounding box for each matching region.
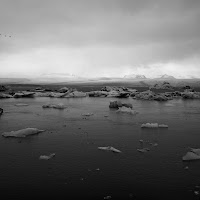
[190,148,200,156]
[137,148,150,153]
[104,196,112,199]
[98,146,121,153]
[153,143,158,147]
[42,103,67,109]
[81,113,94,116]
[182,152,200,161]
[158,124,168,128]
[141,123,158,128]
[141,123,168,128]
[2,128,45,138]
[15,103,29,106]
[39,153,55,160]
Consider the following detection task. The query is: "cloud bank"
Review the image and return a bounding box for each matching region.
[0,0,200,78]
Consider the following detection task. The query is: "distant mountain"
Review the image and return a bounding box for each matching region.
[156,74,176,79]
[123,74,147,79]
[0,78,31,84]
[40,73,77,78]
[29,73,88,83]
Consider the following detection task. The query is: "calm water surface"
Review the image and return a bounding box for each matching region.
[0,97,200,199]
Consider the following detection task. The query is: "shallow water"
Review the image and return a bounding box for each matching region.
[0,97,200,199]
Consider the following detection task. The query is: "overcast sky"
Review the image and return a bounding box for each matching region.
[0,0,200,78]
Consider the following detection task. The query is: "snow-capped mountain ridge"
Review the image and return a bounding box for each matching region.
[123,74,147,79]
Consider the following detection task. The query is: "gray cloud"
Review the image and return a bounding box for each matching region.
[0,0,200,77]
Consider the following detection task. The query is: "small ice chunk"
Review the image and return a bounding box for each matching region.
[141,123,168,128]
[81,113,94,116]
[182,152,200,161]
[153,143,158,147]
[42,103,67,109]
[104,196,112,199]
[15,103,29,106]
[39,153,56,160]
[2,128,45,138]
[98,146,121,153]
[141,123,159,128]
[158,124,168,128]
[137,148,150,153]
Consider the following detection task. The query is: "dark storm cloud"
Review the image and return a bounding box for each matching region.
[1,0,200,47]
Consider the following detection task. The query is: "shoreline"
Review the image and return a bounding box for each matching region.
[1,84,200,101]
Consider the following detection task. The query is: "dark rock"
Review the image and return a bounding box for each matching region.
[118,91,130,98]
[0,85,7,92]
[0,108,3,115]
[109,101,122,108]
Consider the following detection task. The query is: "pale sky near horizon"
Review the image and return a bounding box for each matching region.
[0,0,200,79]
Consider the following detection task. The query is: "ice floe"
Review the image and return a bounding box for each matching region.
[42,103,67,109]
[98,146,122,153]
[2,128,45,138]
[81,113,94,116]
[15,103,29,106]
[137,148,150,153]
[141,123,168,128]
[39,153,56,160]
[182,151,200,161]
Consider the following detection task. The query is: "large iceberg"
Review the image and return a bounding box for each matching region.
[182,148,200,161]
[13,92,35,98]
[2,128,45,138]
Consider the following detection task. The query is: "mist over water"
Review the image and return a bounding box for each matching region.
[0,97,200,199]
